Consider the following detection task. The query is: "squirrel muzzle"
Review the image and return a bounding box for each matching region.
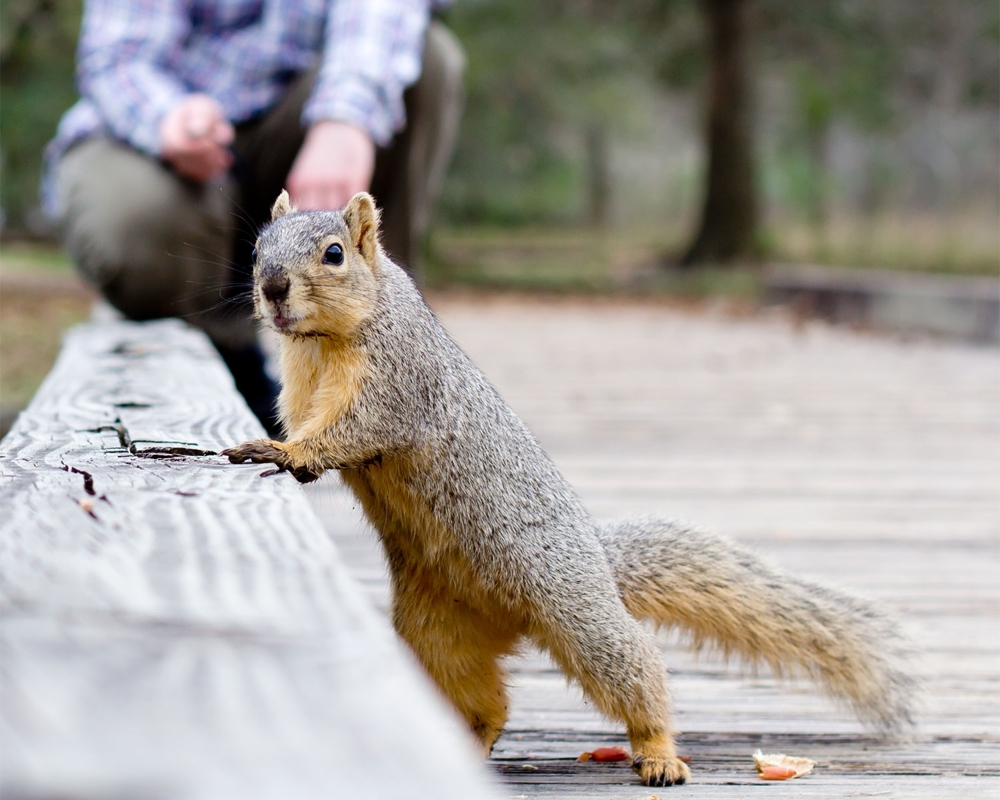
[259,269,290,305]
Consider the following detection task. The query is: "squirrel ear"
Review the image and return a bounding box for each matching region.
[342,192,381,267]
[271,190,294,221]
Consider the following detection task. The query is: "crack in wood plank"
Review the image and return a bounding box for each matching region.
[60,463,96,495]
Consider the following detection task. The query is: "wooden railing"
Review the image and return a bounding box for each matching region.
[0,319,497,800]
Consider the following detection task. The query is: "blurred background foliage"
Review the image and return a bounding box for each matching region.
[1,0,81,234]
[1,0,998,273]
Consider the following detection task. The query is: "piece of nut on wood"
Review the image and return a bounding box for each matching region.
[753,749,816,780]
[577,746,630,762]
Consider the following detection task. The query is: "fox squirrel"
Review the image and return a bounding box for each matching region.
[223,191,916,787]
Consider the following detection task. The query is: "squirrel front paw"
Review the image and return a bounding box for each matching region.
[222,439,286,465]
[632,754,690,787]
[221,440,320,483]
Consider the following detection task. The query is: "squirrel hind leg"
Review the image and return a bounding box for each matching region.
[390,584,516,755]
[421,645,511,756]
[531,584,689,785]
[400,626,512,755]
[632,747,691,787]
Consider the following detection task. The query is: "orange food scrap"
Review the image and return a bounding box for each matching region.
[591,746,630,762]
[579,746,630,762]
[759,765,797,780]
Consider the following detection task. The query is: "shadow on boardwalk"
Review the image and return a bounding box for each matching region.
[305,294,999,799]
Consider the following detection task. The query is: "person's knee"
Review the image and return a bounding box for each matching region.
[59,138,232,320]
[66,170,189,277]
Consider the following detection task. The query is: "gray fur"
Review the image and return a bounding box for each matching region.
[598,517,917,732]
[237,205,917,784]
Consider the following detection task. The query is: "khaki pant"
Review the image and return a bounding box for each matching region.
[58,22,464,349]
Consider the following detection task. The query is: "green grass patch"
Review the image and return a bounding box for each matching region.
[764,212,999,276]
[0,242,74,275]
[427,211,998,297]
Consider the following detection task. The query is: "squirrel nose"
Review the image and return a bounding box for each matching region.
[261,275,290,304]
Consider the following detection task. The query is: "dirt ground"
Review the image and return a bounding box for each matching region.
[0,271,94,433]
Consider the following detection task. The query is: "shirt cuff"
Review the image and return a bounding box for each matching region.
[129,91,186,157]
[302,74,397,147]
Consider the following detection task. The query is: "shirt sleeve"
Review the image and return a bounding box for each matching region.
[76,0,192,156]
[303,0,431,146]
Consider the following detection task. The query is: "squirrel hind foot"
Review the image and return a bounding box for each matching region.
[632,754,690,787]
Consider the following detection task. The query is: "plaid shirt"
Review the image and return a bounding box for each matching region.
[44,0,433,213]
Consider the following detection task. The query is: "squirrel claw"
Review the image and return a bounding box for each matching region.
[632,754,690,787]
[290,465,320,483]
[260,465,318,482]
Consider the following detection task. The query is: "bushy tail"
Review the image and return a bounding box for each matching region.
[597,517,917,733]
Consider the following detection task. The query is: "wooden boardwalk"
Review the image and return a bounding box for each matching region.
[305,294,999,799]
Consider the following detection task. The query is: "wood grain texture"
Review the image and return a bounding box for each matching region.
[305,295,1000,799]
[0,320,498,800]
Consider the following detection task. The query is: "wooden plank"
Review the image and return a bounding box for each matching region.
[0,320,498,800]
[306,295,1000,799]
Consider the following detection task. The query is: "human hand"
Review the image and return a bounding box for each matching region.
[159,94,234,182]
[286,121,376,210]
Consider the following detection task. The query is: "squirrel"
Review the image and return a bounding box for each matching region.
[223,190,916,788]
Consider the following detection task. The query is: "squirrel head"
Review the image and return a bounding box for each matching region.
[251,190,383,339]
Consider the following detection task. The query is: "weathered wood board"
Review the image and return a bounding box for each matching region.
[306,295,1000,799]
[0,320,498,800]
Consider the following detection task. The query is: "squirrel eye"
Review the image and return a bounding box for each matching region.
[251,248,257,262]
[322,243,345,266]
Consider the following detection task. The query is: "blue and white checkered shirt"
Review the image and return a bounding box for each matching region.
[44,0,433,214]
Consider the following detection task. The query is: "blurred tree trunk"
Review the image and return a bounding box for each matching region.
[585,120,611,228]
[680,0,758,266]
[805,119,829,256]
